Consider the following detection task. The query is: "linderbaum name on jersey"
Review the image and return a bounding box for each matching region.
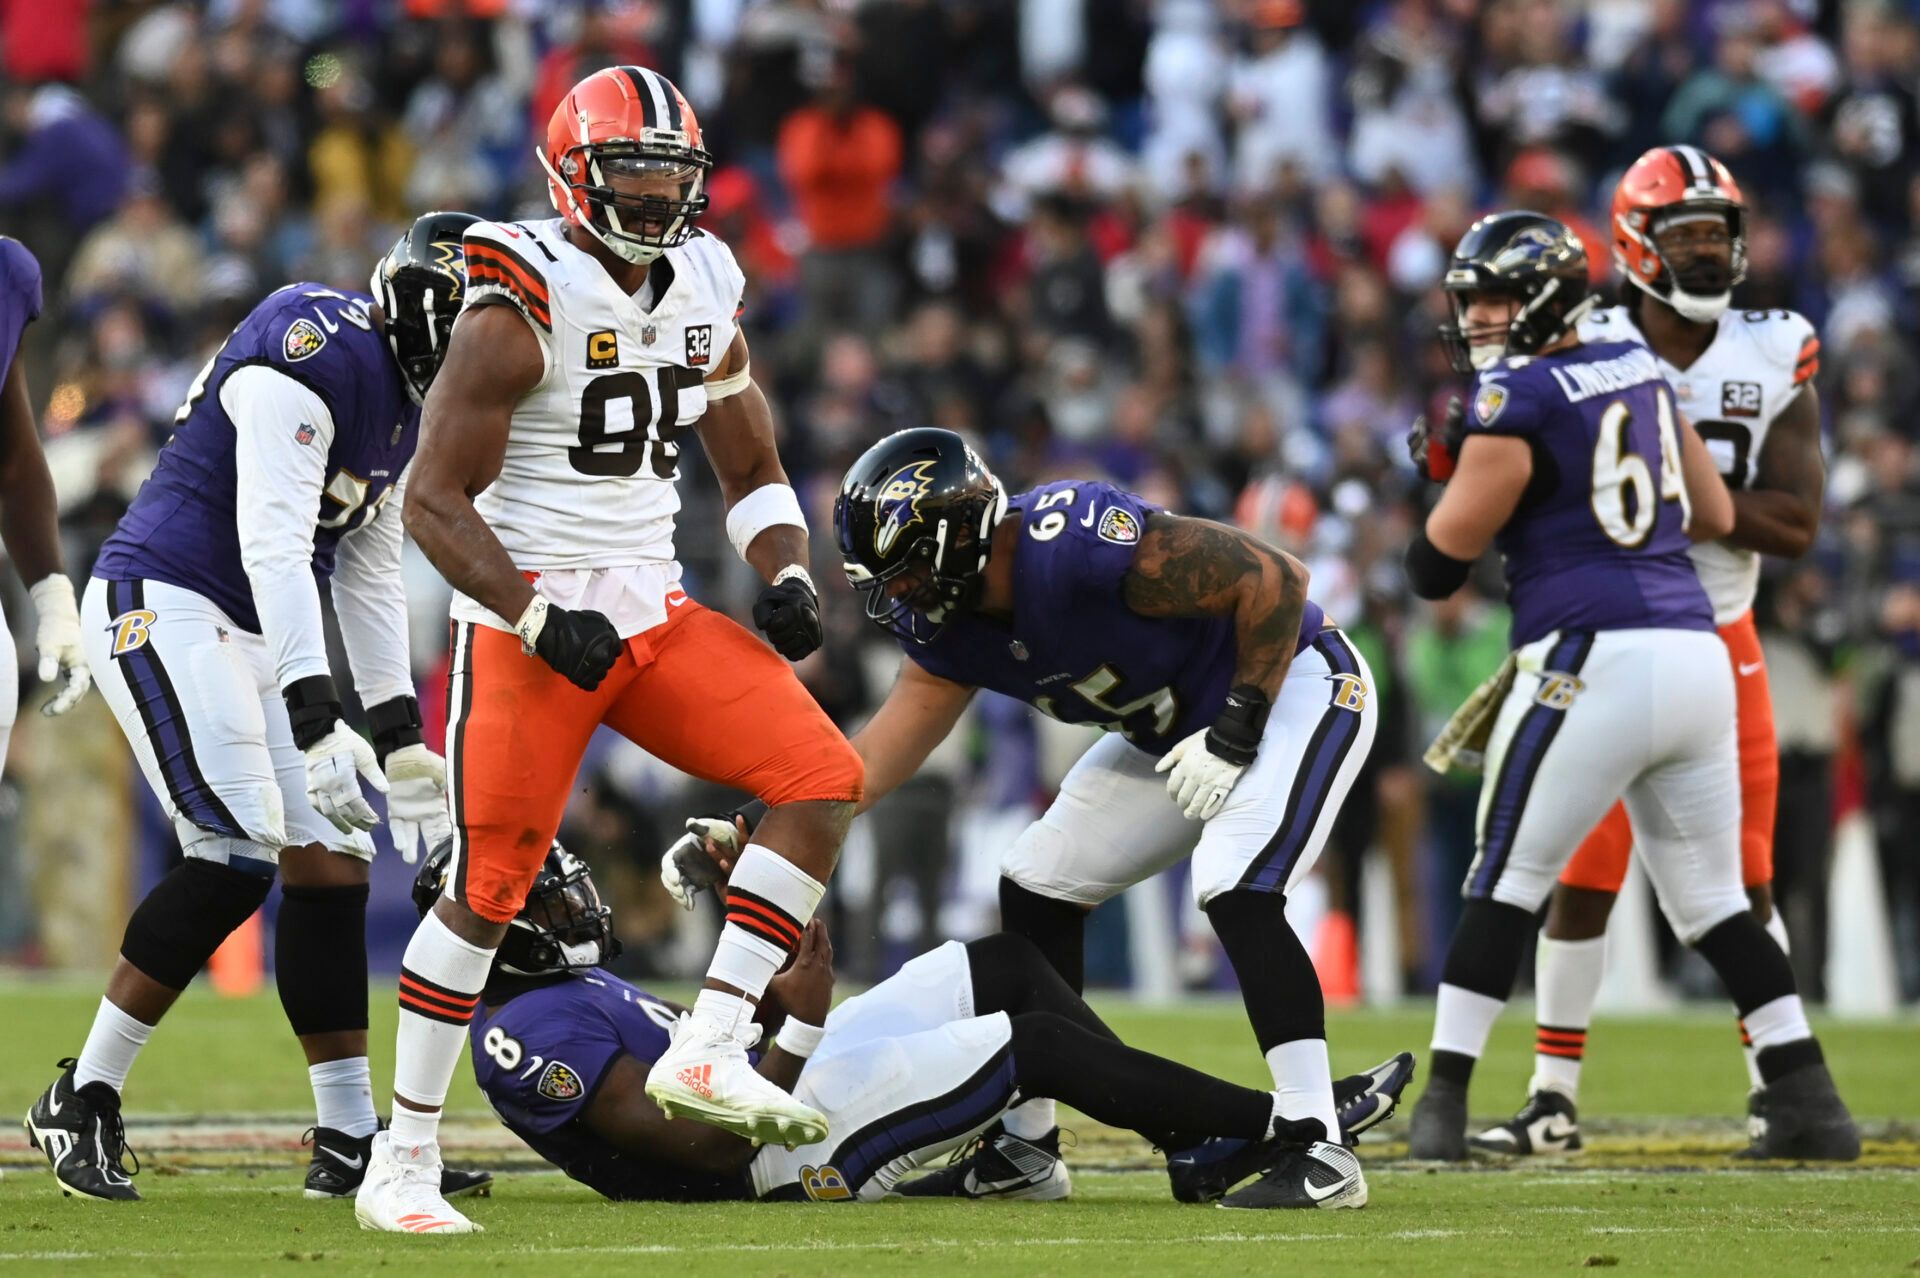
[1578,305,1820,624]
[459,218,746,572]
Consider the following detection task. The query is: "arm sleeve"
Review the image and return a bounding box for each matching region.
[484,1000,628,1135]
[462,222,554,386]
[224,363,334,690]
[1053,482,1157,597]
[331,471,414,707]
[1,239,44,324]
[1462,369,1535,438]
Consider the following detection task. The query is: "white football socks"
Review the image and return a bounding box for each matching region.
[73,997,154,1094]
[1266,1038,1339,1144]
[390,911,495,1149]
[1431,984,1506,1062]
[699,845,825,1030]
[1530,934,1606,1099]
[1003,1098,1058,1141]
[311,1057,379,1138]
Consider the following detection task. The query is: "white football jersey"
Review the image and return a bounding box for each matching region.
[451,217,744,632]
[1578,304,1819,623]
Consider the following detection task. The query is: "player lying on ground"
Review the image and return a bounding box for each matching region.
[1399,210,1856,1163]
[425,841,1411,1208]
[368,66,862,1235]
[664,425,1384,1208]
[1469,146,1834,1162]
[25,213,490,1203]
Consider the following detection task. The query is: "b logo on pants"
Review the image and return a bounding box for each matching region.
[1535,673,1585,711]
[799,1164,852,1201]
[1328,673,1369,714]
[108,609,157,657]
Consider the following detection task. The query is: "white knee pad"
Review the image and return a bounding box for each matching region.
[180,832,282,876]
[1655,879,1749,946]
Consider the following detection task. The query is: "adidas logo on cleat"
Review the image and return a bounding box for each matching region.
[677,1064,714,1099]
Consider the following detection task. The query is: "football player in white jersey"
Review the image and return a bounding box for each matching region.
[1462,146,1846,1161]
[357,67,864,1234]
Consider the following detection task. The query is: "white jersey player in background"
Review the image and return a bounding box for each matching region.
[1468,146,1845,1160]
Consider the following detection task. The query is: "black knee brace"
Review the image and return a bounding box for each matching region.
[998,877,1088,993]
[1692,910,1797,1017]
[1205,888,1326,1051]
[120,860,274,991]
[1439,898,1538,999]
[276,883,370,1037]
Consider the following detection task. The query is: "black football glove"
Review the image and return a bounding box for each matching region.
[1408,395,1466,482]
[753,570,823,661]
[534,605,622,691]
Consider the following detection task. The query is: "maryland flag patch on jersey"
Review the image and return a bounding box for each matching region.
[536,1060,584,1102]
[1097,506,1141,544]
[283,318,327,362]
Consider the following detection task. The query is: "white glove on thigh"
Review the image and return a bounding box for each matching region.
[29,576,90,716]
[661,815,742,909]
[1155,729,1250,821]
[383,742,450,865]
[304,722,387,835]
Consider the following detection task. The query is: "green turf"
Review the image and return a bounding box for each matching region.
[1,983,1915,1276]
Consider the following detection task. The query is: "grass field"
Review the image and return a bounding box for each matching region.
[0,981,1915,1276]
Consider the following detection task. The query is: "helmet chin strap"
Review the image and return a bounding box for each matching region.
[1628,270,1729,323]
[539,145,665,265]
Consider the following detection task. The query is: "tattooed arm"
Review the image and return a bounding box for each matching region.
[1122,513,1312,699]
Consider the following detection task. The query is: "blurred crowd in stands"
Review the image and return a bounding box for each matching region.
[1,0,1917,1003]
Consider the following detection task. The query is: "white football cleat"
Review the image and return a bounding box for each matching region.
[354,1133,482,1235]
[645,1013,827,1148]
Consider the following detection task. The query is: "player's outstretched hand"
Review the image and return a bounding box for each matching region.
[383,743,451,865]
[753,569,823,662]
[660,814,747,909]
[304,722,388,834]
[29,575,91,716]
[1156,728,1249,821]
[533,604,622,691]
[767,919,835,1028]
[1408,395,1465,482]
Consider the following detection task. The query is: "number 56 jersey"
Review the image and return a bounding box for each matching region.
[452,218,744,630]
[1579,305,1819,623]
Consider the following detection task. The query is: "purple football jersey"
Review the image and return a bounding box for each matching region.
[1465,340,1714,646]
[469,971,750,1202]
[903,481,1324,756]
[92,284,416,632]
[0,238,43,374]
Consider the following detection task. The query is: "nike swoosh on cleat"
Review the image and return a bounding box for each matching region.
[45,1094,63,1118]
[1304,1175,1350,1203]
[320,1149,366,1170]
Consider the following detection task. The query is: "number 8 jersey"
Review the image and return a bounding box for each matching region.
[1579,304,1819,624]
[451,218,745,630]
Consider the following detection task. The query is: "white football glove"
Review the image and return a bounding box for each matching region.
[1155,729,1249,821]
[303,721,387,835]
[383,742,450,865]
[661,815,742,910]
[29,575,90,717]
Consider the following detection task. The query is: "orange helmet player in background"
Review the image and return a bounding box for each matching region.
[539,65,712,265]
[1610,144,1748,323]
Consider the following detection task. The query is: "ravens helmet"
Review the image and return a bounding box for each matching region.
[413,838,620,977]
[371,210,479,404]
[834,427,1007,644]
[1438,210,1595,374]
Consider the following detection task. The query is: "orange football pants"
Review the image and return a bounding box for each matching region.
[1559,611,1778,893]
[443,598,863,922]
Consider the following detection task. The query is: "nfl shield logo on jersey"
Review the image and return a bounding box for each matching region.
[283,318,327,362]
[536,1060,583,1102]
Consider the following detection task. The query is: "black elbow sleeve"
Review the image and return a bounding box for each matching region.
[1405,529,1473,600]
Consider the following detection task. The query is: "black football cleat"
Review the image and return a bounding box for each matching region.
[1745,1087,1768,1145]
[1216,1140,1367,1210]
[1406,1078,1469,1162]
[23,1057,140,1201]
[1735,1064,1859,1162]
[897,1125,1070,1201]
[1336,1051,1417,1145]
[303,1126,495,1200]
[1469,1088,1582,1157]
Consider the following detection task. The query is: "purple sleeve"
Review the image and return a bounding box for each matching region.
[1027,481,1154,598]
[1463,366,1538,438]
[482,997,628,1135]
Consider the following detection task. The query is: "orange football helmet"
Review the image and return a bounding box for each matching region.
[540,66,711,265]
[1610,145,1747,322]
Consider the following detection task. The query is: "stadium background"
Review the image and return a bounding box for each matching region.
[0,0,1915,1014]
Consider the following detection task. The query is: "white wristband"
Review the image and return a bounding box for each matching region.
[704,360,753,401]
[514,594,549,656]
[773,564,815,595]
[774,1017,826,1059]
[726,482,807,561]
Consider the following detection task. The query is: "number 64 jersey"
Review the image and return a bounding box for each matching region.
[450,217,745,635]
[1579,305,1820,624]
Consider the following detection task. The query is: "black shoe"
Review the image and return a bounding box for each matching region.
[303,1126,495,1200]
[23,1057,140,1201]
[897,1125,1070,1200]
[1735,1064,1859,1161]
[1469,1089,1582,1157]
[1336,1052,1417,1146]
[1406,1078,1469,1162]
[1216,1140,1367,1210]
